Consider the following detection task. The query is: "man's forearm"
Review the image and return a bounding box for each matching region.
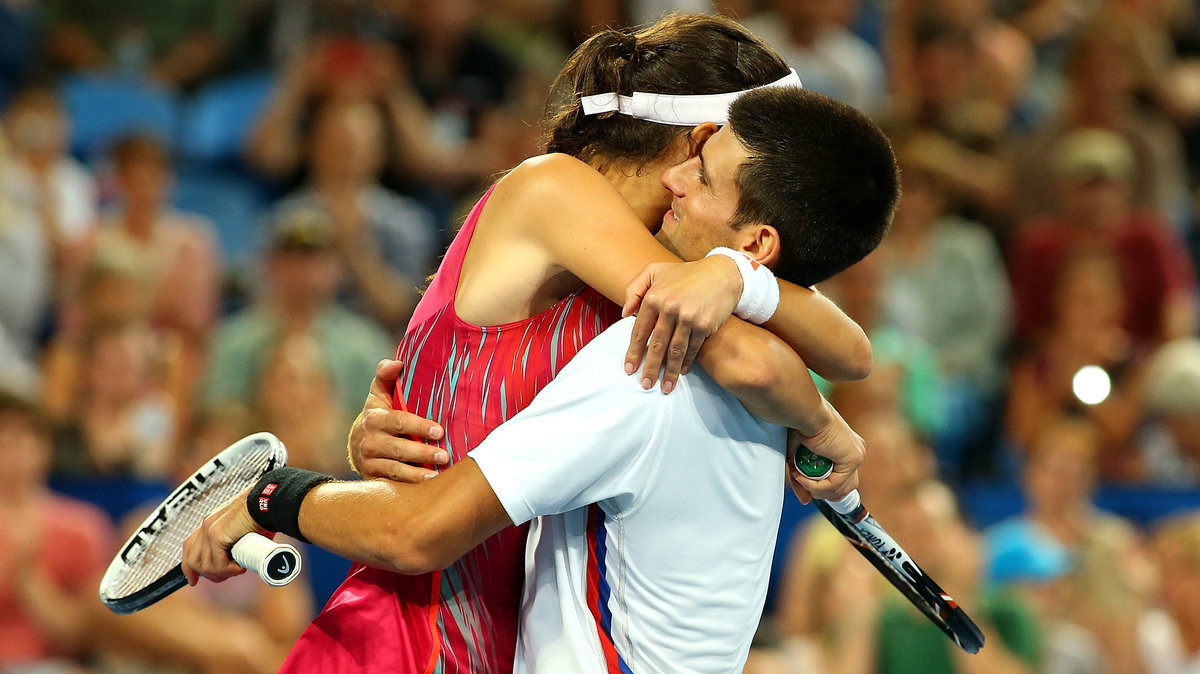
[297,459,511,574]
[698,318,832,434]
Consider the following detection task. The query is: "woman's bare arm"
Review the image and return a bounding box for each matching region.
[625,262,871,383]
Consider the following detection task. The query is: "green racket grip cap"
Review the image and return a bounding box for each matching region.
[793,445,834,480]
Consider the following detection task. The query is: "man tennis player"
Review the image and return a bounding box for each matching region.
[184,85,899,672]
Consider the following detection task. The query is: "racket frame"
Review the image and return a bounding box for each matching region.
[814,496,986,654]
[99,432,289,614]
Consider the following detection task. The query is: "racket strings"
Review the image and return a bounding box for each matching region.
[102,444,280,599]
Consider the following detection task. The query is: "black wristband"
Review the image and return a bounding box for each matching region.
[247,467,334,543]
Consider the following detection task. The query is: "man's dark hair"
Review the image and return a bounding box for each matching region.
[728,88,899,287]
[544,13,790,170]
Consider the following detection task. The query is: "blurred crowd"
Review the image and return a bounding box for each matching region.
[2,0,1200,672]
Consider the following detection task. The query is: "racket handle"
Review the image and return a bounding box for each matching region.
[231,533,301,587]
[826,489,861,515]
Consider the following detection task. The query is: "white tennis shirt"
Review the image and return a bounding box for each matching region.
[470,317,787,673]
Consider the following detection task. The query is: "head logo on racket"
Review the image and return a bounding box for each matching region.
[268,551,297,583]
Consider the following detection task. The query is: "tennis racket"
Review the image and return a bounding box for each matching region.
[796,447,986,654]
[99,432,303,615]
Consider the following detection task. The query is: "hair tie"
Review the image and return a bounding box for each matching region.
[619,33,638,60]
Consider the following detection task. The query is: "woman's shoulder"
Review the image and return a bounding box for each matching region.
[500,153,615,201]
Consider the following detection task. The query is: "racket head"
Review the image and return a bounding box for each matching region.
[814,499,986,654]
[99,432,288,614]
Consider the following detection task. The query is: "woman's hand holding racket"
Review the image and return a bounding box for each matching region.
[348,359,446,482]
[621,256,743,393]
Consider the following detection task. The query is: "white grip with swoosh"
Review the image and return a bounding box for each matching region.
[231,533,301,587]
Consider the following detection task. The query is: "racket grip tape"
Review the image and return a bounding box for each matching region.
[827,489,861,515]
[231,533,302,587]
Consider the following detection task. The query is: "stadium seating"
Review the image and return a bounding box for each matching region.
[61,74,178,160]
[177,72,275,164]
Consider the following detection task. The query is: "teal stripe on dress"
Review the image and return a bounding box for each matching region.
[402,309,442,404]
[440,564,486,671]
[549,299,575,372]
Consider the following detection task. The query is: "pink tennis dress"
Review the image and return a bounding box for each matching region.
[280,185,622,673]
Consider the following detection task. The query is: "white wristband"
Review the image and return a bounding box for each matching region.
[706,247,780,324]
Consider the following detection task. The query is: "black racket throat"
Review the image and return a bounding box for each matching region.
[814,499,986,654]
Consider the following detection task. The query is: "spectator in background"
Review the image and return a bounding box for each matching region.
[42,0,237,89]
[820,252,946,443]
[392,0,517,147]
[247,40,410,182]
[41,246,192,430]
[254,332,349,474]
[50,318,177,483]
[1,82,98,363]
[1015,20,1192,224]
[270,98,437,330]
[60,133,220,368]
[1145,512,1200,672]
[874,480,1041,674]
[986,416,1155,671]
[741,0,887,115]
[246,33,514,206]
[885,11,1020,227]
[1007,249,1147,479]
[1,81,97,258]
[202,210,392,432]
[1010,128,1196,351]
[917,0,1035,114]
[0,390,114,670]
[1142,337,1200,485]
[882,134,1013,476]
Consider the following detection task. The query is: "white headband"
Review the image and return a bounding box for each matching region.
[578,68,802,126]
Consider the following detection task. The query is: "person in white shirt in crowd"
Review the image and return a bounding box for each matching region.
[742,0,887,116]
[0,81,98,383]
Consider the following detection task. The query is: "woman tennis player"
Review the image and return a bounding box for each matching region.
[277,14,872,673]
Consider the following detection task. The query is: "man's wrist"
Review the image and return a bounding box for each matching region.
[247,468,335,543]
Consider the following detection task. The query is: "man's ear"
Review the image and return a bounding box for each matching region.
[686,122,719,158]
[741,224,782,270]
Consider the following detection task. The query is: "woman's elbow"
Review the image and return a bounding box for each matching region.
[839,332,873,382]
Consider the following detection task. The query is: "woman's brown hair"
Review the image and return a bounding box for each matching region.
[543,13,790,169]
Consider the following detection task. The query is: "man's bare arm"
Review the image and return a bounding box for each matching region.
[697,320,863,501]
[301,460,510,573]
[182,459,511,584]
